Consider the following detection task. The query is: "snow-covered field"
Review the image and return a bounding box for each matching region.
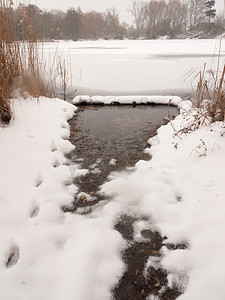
[41,39,225,96]
[1,39,225,299]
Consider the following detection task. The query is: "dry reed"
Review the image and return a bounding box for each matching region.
[194,62,225,122]
[193,15,225,123]
[0,0,66,124]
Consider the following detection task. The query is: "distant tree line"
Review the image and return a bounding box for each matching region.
[4,4,126,40]
[129,0,222,38]
[2,0,224,41]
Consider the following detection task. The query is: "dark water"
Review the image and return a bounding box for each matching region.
[68,104,178,207]
[67,104,183,300]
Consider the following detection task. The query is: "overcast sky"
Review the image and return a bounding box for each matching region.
[29,0,224,25]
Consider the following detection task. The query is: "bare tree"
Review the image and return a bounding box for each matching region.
[5,0,224,41]
[129,1,147,36]
[104,7,121,38]
[145,0,167,38]
[65,7,83,40]
[166,0,188,37]
[188,0,206,29]
[83,11,105,39]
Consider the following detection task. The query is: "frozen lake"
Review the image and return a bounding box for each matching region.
[41,39,225,97]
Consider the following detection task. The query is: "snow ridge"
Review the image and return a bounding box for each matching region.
[73,95,182,106]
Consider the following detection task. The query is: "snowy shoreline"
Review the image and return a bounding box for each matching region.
[0,96,224,299]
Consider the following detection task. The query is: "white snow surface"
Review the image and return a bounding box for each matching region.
[100,104,225,299]
[0,97,124,300]
[73,95,182,105]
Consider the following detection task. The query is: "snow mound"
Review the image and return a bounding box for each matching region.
[73,95,182,106]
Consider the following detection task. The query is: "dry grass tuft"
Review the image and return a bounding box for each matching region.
[194,63,225,122]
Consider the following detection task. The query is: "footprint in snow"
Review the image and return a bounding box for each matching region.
[176,195,183,202]
[35,176,43,188]
[5,244,20,269]
[52,159,60,168]
[50,141,57,152]
[30,205,40,218]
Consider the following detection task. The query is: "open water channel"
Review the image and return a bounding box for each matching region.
[67,104,183,300]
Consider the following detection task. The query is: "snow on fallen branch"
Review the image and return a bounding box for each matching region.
[73,95,182,106]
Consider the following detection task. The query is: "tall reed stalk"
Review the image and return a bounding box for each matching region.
[194,58,225,122]
[193,6,225,122]
[0,0,47,124]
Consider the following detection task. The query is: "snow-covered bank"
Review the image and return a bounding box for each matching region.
[100,103,225,299]
[73,95,182,105]
[1,96,225,299]
[0,98,124,300]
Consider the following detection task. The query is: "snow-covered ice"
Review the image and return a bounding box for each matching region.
[41,39,225,96]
